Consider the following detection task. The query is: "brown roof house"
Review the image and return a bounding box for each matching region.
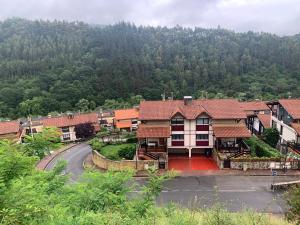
[268,99,300,150]
[136,96,251,168]
[0,120,22,142]
[240,101,271,135]
[41,113,100,142]
[114,108,139,131]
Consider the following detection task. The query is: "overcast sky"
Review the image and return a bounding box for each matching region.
[0,0,299,35]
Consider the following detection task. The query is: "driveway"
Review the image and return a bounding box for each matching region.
[45,143,92,182]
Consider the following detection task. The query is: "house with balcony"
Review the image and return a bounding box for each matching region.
[41,112,100,142]
[267,99,300,153]
[114,108,139,131]
[137,97,251,167]
[0,120,22,142]
[240,101,271,135]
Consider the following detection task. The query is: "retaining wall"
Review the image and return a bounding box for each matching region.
[92,150,158,171]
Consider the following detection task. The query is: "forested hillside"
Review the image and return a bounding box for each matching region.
[1,18,300,119]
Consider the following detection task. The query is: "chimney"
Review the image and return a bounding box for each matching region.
[184,96,192,105]
[67,112,74,119]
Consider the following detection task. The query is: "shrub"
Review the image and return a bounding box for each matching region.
[118,145,136,160]
[245,137,281,158]
[263,128,280,148]
[126,137,137,143]
[89,138,106,152]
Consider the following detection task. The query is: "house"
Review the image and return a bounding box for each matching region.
[41,112,100,142]
[267,99,300,149]
[97,110,114,129]
[20,119,44,142]
[0,120,22,142]
[137,97,251,166]
[240,101,271,135]
[114,108,139,131]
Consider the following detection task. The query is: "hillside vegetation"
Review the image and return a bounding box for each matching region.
[1,18,300,118]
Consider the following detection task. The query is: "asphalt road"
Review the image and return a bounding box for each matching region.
[45,143,92,182]
[45,143,298,213]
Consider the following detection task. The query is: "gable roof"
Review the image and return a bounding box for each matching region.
[114,108,139,120]
[42,113,99,128]
[240,101,269,112]
[257,114,271,128]
[212,124,251,138]
[291,123,300,135]
[0,121,20,135]
[139,99,247,120]
[279,99,300,119]
[137,124,170,138]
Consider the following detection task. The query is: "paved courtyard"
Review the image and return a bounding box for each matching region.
[168,155,219,171]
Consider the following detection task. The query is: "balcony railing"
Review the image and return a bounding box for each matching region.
[196,125,209,131]
[171,125,184,131]
[196,140,209,146]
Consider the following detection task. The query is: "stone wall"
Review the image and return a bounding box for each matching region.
[230,158,299,170]
[92,150,158,171]
[212,149,222,169]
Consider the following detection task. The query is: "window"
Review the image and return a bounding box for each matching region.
[196,134,209,140]
[63,133,71,141]
[196,118,209,125]
[132,120,138,124]
[280,125,283,135]
[171,134,184,140]
[171,118,184,125]
[61,127,70,133]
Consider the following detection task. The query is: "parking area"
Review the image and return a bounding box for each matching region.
[168,155,219,171]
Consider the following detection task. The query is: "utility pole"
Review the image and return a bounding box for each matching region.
[28,116,33,138]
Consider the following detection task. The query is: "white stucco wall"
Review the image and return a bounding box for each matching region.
[272,116,297,143]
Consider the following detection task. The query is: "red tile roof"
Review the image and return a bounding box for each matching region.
[257,114,271,128]
[291,123,300,135]
[116,121,132,129]
[42,113,99,128]
[115,108,139,120]
[279,99,300,119]
[0,121,20,135]
[240,101,269,112]
[139,99,247,120]
[137,125,170,138]
[212,124,251,138]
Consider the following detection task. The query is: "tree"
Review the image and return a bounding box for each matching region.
[24,127,61,159]
[263,128,280,148]
[75,98,90,112]
[74,123,95,139]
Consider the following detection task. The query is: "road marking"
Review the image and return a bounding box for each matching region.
[130,189,264,193]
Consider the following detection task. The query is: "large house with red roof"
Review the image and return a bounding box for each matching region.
[137,97,252,165]
[41,113,100,142]
[0,120,22,142]
[268,99,300,151]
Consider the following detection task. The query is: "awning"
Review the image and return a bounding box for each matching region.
[213,124,251,138]
[291,123,300,136]
[137,125,170,138]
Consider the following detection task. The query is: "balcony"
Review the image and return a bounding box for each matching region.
[196,125,209,131]
[171,140,184,146]
[171,125,184,131]
[196,140,209,146]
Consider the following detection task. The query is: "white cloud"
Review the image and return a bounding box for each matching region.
[0,0,299,35]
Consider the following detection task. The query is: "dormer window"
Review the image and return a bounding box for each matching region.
[196,118,209,125]
[171,117,184,125]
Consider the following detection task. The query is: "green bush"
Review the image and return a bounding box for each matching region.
[118,145,136,160]
[263,128,280,148]
[89,138,106,152]
[245,137,281,158]
[126,137,137,143]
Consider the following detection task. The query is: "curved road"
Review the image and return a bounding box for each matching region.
[45,143,92,182]
[45,143,298,213]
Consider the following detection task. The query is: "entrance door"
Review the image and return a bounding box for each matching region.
[223,159,231,168]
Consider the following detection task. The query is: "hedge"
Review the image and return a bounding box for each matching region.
[244,137,281,158]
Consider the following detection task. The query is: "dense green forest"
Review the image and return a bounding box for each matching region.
[1,18,300,119]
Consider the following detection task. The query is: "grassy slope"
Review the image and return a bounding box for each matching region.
[100,143,135,160]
